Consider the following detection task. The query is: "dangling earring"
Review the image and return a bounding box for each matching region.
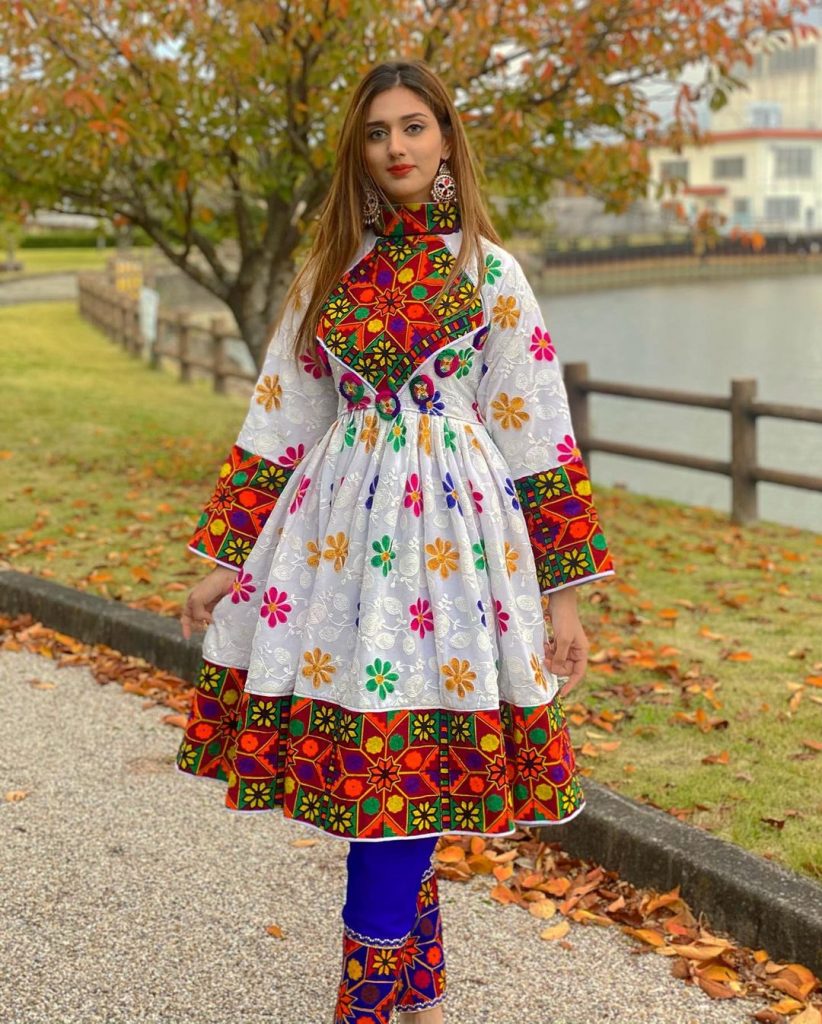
[431,160,457,203]
[362,179,380,226]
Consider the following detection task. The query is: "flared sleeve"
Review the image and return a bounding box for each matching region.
[186,299,340,570]
[476,252,616,594]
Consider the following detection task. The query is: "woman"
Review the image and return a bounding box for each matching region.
[176,59,615,1023]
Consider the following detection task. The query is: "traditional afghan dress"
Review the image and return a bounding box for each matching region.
[175,199,616,842]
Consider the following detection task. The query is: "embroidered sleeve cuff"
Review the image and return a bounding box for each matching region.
[187,444,296,568]
[513,459,615,593]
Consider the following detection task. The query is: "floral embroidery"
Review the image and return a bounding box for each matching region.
[409,598,434,637]
[261,586,292,626]
[371,535,396,576]
[255,373,282,413]
[490,392,530,430]
[425,538,459,579]
[442,657,476,699]
[492,294,520,328]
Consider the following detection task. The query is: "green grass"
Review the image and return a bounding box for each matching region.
[0,247,113,277]
[2,301,821,880]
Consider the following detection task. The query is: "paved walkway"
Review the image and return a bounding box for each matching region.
[0,272,77,304]
[0,647,771,1024]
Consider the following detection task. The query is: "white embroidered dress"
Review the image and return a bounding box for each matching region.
[175,200,615,841]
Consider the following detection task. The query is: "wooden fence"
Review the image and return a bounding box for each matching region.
[77,271,255,394]
[78,271,821,526]
[564,362,822,525]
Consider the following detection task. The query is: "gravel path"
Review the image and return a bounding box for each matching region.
[0,272,77,304]
[1,647,771,1024]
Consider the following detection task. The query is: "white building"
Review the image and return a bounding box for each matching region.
[647,36,822,235]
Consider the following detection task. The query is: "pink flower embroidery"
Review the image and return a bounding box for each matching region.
[404,473,423,516]
[230,568,256,604]
[530,324,555,361]
[279,444,306,470]
[409,598,434,638]
[289,475,311,513]
[467,478,483,514]
[556,434,582,464]
[261,586,292,627]
[494,599,510,634]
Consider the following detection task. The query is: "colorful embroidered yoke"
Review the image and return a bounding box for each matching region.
[177,199,616,841]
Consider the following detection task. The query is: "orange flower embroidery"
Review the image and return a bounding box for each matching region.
[418,414,432,456]
[360,413,379,452]
[323,531,349,572]
[492,294,520,328]
[504,541,519,577]
[305,539,322,568]
[442,657,476,699]
[425,537,459,578]
[530,651,548,689]
[255,373,282,413]
[302,647,336,688]
[491,392,530,430]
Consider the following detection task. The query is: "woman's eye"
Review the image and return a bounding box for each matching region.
[407,123,424,134]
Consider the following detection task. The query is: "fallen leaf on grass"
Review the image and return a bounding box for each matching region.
[701,750,730,765]
[765,963,818,1001]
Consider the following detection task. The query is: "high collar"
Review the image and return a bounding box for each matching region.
[372,200,461,237]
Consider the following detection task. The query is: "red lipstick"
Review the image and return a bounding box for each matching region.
[388,164,414,176]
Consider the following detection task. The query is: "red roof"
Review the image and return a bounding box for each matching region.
[683,185,727,196]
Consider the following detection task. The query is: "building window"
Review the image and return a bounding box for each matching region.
[733,198,751,216]
[747,102,782,129]
[660,160,689,182]
[764,196,801,222]
[773,147,813,178]
[713,156,745,179]
[768,45,817,75]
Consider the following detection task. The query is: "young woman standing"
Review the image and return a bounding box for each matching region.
[176,59,615,1023]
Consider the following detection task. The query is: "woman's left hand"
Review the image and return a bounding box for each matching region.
[543,599,590,698]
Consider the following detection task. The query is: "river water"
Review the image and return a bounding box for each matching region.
[538,274,822,534]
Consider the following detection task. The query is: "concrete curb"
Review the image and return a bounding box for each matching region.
[2,567,821,975]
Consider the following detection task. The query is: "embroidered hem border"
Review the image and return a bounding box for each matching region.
[176,658,586,840]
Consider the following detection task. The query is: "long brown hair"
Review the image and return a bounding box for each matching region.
[276,59,503,364]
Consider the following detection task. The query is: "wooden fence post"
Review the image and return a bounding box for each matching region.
[564,362,591,462]
[731,378,758,525]
[210,316,227,395]
[178,312,192,384]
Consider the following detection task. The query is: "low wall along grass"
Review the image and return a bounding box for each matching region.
[2,300,820,881]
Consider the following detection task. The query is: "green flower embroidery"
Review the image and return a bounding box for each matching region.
[472,540,486,571]
[365,657,399,700]
[370,535,395,576]
[389,415,407,452]
[485,253,503,284]
[443,419,457,451]
[344,417,357,447]
[456,349,474,378]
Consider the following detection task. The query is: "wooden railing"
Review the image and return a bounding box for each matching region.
[564,362,822,525]
[77,272,256,394]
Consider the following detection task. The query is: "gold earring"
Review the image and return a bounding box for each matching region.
[362,179,380,226]
[431,160,456,202]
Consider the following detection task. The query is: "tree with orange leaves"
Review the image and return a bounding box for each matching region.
[0,0,812,364]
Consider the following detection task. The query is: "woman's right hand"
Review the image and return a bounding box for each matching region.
[180,565,239,639]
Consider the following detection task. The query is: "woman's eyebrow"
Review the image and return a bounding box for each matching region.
[365,112,430,127]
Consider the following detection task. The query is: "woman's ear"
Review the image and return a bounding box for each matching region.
[441,135,452,163]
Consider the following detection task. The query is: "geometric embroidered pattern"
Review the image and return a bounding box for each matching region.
[317,200,484,398]
[395,861,446,1012]
[334,929,404,1023]
[514,459,615,592]
[175,659,586,840]
[187,444,294,567]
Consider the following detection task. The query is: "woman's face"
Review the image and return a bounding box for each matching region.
[363,85,451,205]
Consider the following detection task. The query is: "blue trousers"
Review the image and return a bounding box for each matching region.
[342,834,441,942]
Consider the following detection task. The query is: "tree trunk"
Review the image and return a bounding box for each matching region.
[227,252,299,371]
